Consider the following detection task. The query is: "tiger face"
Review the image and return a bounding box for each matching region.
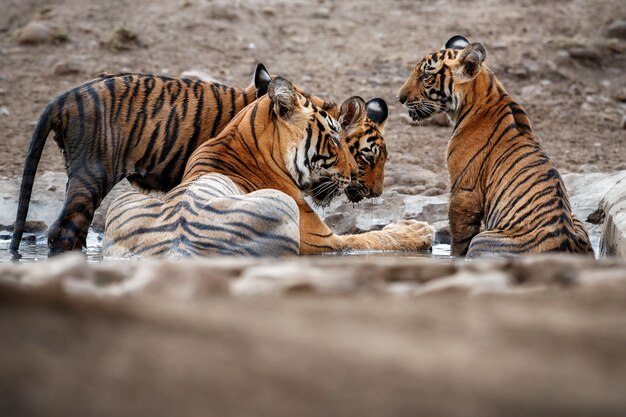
[268,78,357,207]
[339,97,388,203]
[397,35,487,122]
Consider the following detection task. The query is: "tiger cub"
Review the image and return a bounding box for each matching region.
[103,77,433,257]
[397,35,593,258]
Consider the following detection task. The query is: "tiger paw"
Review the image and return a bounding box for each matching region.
[382,219,434,251]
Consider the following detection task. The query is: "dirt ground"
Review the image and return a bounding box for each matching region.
[0,0,625,183]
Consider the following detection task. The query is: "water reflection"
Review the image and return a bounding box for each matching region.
[0,229,452,263]
[0,228,103,263]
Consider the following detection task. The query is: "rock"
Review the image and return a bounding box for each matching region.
[622,115,626,129]
[18,21,51,45]
[568,47,602,65]
[600,175,626,258]
[311,7,331,19]
[0,106,9,116]
[0,172,66,233]
[105,27,145,52]
[52,60,83,76]
[607,20,626,40]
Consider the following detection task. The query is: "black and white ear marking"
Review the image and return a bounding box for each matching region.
[339,96,366,133]
[445,35,470,50]
[254,63,272,98]
[268,76,299,120]
[365,98,388,127]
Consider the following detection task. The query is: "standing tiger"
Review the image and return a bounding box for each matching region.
[104,77,433,257]
[397,35,593,258]
[9,63,385,255]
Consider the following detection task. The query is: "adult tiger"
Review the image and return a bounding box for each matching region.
[397,35,593,258]
[10,63,382,255]
[103,77,433,257]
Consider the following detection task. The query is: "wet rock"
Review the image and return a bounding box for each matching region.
[607,20,626,40]
[600,175,626,258]
[52,60,83,76]
[18,21,51,45]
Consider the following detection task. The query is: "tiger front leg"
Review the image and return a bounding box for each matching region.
[298,206,434,254]
[449,191,483,257]
[338,219,434,252]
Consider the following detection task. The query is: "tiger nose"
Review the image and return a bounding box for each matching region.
[397,94,408,105]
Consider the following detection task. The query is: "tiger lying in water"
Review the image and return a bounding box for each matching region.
[103,77,433,257]
[397,35,593,258]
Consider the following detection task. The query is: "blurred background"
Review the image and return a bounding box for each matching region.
[1,0,625,182]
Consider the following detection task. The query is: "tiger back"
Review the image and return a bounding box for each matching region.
[397,35,593,258]
[103,173,299,258]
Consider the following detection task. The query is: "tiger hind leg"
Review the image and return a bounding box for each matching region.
[572,216,595,256]
[465,229,526,259]
[47,175,112,255]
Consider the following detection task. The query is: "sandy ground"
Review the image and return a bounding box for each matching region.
[0,0,625,185]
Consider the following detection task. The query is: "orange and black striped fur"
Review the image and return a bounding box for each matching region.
[344,98,388,202]
[104,77,433,257]
[10,64,274,254]
[398,36,593,258]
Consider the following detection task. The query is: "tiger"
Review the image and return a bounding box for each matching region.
[103,76,433,257]
[343,98,388,202]
[9,63,383,255]
[397,35,593,258]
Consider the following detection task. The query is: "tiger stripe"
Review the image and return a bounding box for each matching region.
[398,36,593,258]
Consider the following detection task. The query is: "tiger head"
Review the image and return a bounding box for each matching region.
[256,65,388,203]
[397,35,487,122]
[267,77,357,207]
[338,97,388,203]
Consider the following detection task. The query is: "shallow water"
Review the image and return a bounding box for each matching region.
[0,230,451,263]
[0,229,103,263]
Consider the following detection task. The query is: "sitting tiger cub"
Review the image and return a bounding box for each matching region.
[398,35,593,258]
[104,77,433,257]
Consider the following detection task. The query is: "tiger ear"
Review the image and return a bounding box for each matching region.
[268,77,299,120]
[445,35,470,50]
[456,42,487,83]
[339,96,366,134]
[366,98,388,130]
[254,63,272,98]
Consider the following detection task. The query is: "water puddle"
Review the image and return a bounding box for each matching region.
[0,228,103,263]
[0,230,451,263]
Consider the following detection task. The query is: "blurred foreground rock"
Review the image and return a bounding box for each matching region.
[1,253,626,417]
